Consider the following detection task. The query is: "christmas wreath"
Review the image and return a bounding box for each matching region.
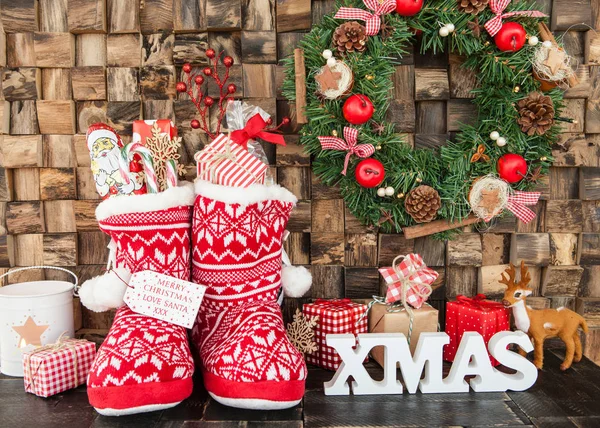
[283,0,575,238]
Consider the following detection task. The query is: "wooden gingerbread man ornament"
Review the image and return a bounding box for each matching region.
[500,261,588,371]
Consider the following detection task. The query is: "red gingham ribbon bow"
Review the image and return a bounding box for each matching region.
[334,0,397,36]
[318,127,375,175]
[505,190,540,224]
[484,0,547,37]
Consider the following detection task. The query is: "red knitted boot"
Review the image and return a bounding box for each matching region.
[191,180,311,410]
[79,184,196,416]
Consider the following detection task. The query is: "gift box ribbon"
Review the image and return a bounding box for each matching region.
[484,0,547,37]
[24,332,87,393]
[197,135,262,184]
[334,0,397,36]
[230,114,286,150]
[380,254,438,311]
[318,127,375,176]
[455,294,506,312]
[313,298,353,307]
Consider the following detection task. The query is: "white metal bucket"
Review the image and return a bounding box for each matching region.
[0,266,78,377]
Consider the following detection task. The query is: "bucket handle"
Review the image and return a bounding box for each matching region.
[0,266,79,296]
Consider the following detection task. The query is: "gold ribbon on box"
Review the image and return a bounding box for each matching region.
[24,332,87,393]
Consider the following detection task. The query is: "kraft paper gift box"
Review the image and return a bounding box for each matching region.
[195,134,267,188]
[303,299,368,371]
[444,294,510,367]
[368,301,439,368]
[22,337,96,397]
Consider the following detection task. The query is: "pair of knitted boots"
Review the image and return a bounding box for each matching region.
[79,180,311,415]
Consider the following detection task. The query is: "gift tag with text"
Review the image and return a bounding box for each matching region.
[124,271,206,329]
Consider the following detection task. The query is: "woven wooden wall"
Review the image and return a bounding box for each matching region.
[0,0,599,363]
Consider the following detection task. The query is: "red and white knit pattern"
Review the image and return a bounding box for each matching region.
[191,192,306,392]
[87,204,194,412]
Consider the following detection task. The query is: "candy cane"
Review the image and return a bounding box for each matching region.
[165,159,178,189]
[122,142,159,193]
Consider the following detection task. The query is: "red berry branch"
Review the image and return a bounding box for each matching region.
[176,48,237,140]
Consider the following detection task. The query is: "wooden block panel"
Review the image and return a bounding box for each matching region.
[140,0,174,33]
[580,265,600,297]
[447,233,482,266]
[242,0,275,31]
[276,0,311,33]
[311,199,344,233]
[39,168,77,200]
[243,64,275,98]
[446,266,478,299]
[581,234,600,264]
[550,167,579,199]
[0,167,13,202]
[386,100,415,133]
[447,99,477,131]
[481,233,510,266]
[76,101,108,133]
[276,136,310,166]
[414,236,446,267]
[392,65,414,100]
[42,68,72,101]
[378,234,414,266]
[277,166,310,200]
[478,264,511,300]
[1,0,38,33]
[11,100,40,134]
[44,135,75,167]
[44,200,76,233]
[0,102,9,134]
[206,0,242,30]
[582,201,600,232]
[552,134,600,167]
[416,101,446,134]
[13,234,43,266]
[173,34,209,65]
[287,200,311,232]
[2,68,41,100]
[241,31,277,63]
[0,135,43,168]
[107,34,142,67]
[78,231,110,264]
[345,267,379,299]
[36,100,76,134]
[542,265,583,296]
[72,200,100,230]
[283,232,309,265]
[449,54,477,99]
[12,167,40,201]
[72,67,106,101]
[7,33,35,67]
[310,233,344,265]
[107,67,140,101]
[106,101,141,135]
[551,0,593,30]
[583,327,600,365]
[545,200,583,232]
[549,233,578,266]
[43,233,77,266]
[68,0,107,33]
[107,0,140,33]
[580,167,600,200]
[142,32,174,66]
[310,265,344,299]
[415,68,450,100]
[511,233,551,266]
[33,32,75,68]
[344,233,377,267]
[76,34,107,67]
[6,201,45,234]
[0,235,14,267]
[576,297,600,327]
[139,66,176,100]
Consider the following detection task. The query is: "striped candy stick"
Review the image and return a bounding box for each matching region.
[165,159,178,189]
[122,142,159,193]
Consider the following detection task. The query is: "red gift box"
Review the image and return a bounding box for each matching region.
[133,119,177,146]
[303,299,368,371]
[379,253,438,308]
[195,134,267,188]
[22,338,96,397]
[444,294,510,367]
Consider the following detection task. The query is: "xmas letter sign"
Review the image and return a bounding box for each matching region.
[124,271,206,329]
[324,331,537,395]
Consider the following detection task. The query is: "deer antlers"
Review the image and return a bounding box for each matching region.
[499,261,531,289]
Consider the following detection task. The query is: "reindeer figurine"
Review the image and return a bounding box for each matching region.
[500,261,588,371]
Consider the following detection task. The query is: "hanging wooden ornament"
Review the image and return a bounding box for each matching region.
[315,60,353,100]
[286,309,319,355]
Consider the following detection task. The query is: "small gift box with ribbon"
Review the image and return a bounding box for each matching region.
[444,294,510,367]
[379,254,438,309]
[363,296,439,367]
[303,299,368,371]
[22,333,96,397]
[132,119,177,146]
[195,134,268,188]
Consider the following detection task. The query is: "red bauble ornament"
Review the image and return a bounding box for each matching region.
[195,75,205,85]
[203,67,213,76]
[227,83,237,94]
[176,82,187,93]
[494,22,526,52]
[206,48,216,59]
[191,119,200,129]
[396,0,423,16]
[497,153,527,183]
[204,96,214,107]
[343,94,374,125]
[281,117,291,125]
[223,56,234,67]
[182,63,192,73]
[355,158,385,188]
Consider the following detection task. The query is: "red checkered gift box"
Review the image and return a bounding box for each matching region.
[303,299,368,371]
[444,294,510,367]
[195,134,267,188]
[379,254,438,308]
[22,336,96,397]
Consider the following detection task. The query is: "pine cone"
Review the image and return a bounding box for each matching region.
[517,92,555,136]
[404,185,441,223]
[333,21,368,55]
[457,0,489,14]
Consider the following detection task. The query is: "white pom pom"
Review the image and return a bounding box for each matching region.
[542,40,552,49]
[78,268,131,313]
[322,49,333,59]
[528,36,539,46]
[327,57,337,67]
[439,27,449,37]
[281,265,312,298]
[496,136,507,147]
[384,186,395,196]
[490,131,500,140]
[445,23,455,33]
[377,187,386,197]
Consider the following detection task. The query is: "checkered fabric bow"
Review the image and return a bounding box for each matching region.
[379,254,438,312]
[318,127,375,175]
[334,0,397,36]
[505,191,540,224]
[484,0,547,37]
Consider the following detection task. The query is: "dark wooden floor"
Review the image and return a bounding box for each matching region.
[2,349,600,428]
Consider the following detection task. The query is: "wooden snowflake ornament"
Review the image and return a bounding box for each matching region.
[144,122,185,191]
[286,309,318,355]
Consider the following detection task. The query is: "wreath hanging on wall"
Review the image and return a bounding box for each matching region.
[283,0,577,239]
